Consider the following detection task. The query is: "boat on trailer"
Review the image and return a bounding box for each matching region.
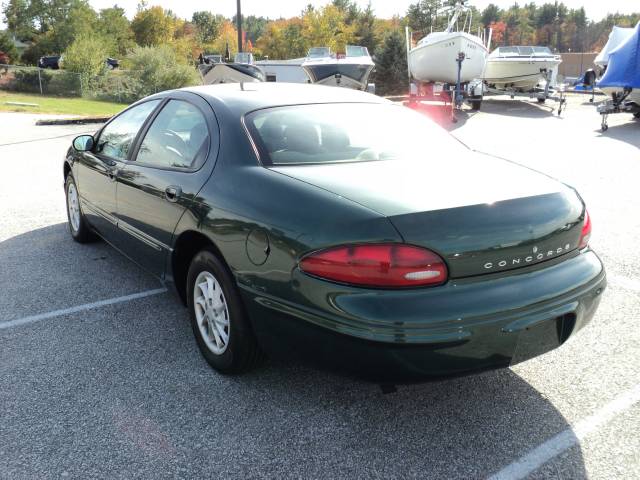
[301,46,375,91]
[199,52,265,85]
[483,46,562,91]
[597,22,640,131]
[408,1,488,85]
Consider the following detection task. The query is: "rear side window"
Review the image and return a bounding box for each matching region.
[97,100,160,161]
[135,100,210,170]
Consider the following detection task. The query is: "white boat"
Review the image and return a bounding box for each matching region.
[255,58,310,84]
[408,2,488,84]
[483,46,562,91]
[199,52,265,85]
[301,46,375,91]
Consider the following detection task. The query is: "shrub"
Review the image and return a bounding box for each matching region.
[125,45,200,99]
[62,35,109,91]
[11,68,52,93]
[48,71,82,96]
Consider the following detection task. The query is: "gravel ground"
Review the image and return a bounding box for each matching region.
[0,96,638,479]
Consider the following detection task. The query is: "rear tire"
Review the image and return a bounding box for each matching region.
[471,96,482,111]
[634,112,640,119]
[187,249,264,374]
[65,174,96,243]
[537,98,546,104]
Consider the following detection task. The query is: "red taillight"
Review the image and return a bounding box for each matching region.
[579,209,591,249]
[299,244,448,288]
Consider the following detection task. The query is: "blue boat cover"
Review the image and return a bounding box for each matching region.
[599,22,640,89]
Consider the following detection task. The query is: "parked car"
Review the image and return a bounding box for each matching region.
[106,57,119,69]
[63,84,606,381]
[38,55,61,69]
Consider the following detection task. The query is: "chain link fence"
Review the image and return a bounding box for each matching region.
[0,64,82,96]
[0,64,146,103]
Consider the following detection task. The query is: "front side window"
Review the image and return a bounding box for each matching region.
[246,103,461,166]
[135,100,210,170]
[97,100,160,161]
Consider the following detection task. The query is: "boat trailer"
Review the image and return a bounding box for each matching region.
[482,68,567,116]
[597,89,640,131]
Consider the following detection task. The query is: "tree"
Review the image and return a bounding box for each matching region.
[481,4,500,28]
[97,6,134,57]
[192,11,224,44]
[355,3,379,54]
[207,20,238,57]
[62,34,108,88]
[375,30,408,96]
[2,0,34,40]
[0,30,19,62]
[257,18,308,59]
[406,1,447,35]
[131,6,177,47]
[302,4,356,53]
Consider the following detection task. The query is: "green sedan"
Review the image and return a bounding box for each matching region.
[63,83,606,381]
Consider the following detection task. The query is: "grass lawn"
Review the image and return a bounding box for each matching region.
[0,92,127,116]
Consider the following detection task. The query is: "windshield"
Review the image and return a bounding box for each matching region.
[308,47,331,58]
[246,103,462,166]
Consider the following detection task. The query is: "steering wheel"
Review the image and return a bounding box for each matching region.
[162,130,188,160]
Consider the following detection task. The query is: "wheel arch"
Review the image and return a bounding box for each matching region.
[63,160,72,181]
[171,229,230,306]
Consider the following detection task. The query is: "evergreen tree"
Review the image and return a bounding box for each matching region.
[375,30,408,96]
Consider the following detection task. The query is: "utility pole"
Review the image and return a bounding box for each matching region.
[236,0,243,53]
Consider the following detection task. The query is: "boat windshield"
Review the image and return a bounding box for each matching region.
[346,45,369,57]
[496,46,554,56]
[533,46,553,55]
[246,103,462,166]
[234,52,254,64]
[307,47,331,58]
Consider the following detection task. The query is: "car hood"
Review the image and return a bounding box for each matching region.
[272,151,585,278]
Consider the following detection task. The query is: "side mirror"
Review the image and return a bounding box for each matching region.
[73,135,94,152]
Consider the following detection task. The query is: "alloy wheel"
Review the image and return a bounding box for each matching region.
[67,182,80,233]
[193,271,231,355]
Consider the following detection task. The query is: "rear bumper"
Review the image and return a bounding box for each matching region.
[241,250,606,381]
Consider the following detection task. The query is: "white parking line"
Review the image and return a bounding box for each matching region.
[0,288,167,331]
[488,383,640,480]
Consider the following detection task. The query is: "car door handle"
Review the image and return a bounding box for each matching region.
[165,186,182,203]
[108,168,119,182]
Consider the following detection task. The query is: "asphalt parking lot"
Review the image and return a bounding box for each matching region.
[1,98,639,479]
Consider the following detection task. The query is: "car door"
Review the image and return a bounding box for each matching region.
[76,99,161,244]
[114,93,219,277]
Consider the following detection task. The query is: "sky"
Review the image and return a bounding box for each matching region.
[85,0,637,21]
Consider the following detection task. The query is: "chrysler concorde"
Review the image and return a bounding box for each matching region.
[63,83,606,380]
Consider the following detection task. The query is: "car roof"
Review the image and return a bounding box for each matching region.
[181,83,389,116]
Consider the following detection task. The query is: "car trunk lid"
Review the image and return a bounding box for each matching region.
[272,151,585,278]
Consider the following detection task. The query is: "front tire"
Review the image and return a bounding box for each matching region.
[187,249,264,374]
[65,174,95,243]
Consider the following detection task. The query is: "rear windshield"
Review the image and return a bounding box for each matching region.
[245,103,459,166]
